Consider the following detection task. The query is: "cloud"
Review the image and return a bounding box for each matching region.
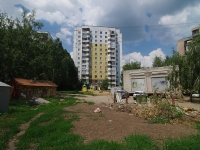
[70,52,73,59]
[66,38,72,45]
[55,27,72,45]
[122,48,165,67]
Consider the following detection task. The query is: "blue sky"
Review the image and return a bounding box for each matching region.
[1,0,200,67]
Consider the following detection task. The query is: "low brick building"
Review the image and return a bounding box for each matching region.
[10,78,57,99]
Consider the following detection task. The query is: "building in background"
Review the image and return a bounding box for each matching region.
[177,24,200,55]
[73,26,122,89]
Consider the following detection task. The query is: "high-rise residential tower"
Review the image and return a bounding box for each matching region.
[73,26,122,89]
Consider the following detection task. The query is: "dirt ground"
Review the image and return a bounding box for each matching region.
[67,91,200,144]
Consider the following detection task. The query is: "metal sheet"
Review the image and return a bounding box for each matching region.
[151,77,168,92]
[131,78,145,92]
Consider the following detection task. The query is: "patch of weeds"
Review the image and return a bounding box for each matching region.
[99,114,104,117]
[162,134,200,150]
[149,116,169,124]
[83,140,123,150]
[195,124,200,130]
[87,102,95,105]
[123,134,158,150]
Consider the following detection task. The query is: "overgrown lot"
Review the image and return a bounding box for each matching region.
[0,93,200,150]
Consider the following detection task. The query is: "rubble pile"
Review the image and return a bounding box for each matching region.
[110,99,200,125]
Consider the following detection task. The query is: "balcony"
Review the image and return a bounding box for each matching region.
[82,57,89,61]
[82,44,90,47]
[82,48,89,52]
[82,34,90,38]
[82,53,89,56]
[82,30,90,34]
[82,71,89,75]
[82,39,90,42]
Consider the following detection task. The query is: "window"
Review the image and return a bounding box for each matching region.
[95,40,97,42]
[95,53,97,55]
[100,44,102,46]
[78,53,79,55]
[105,32,107,34]
[95,57,97,59]
[78,62,80,64]
[95,48,97,50]
[100,49,102,51]
[105,40,107,42]
[78,48,80,51]
[78,57,80,59]
[95,31,97,34]
[95,44,97,46]
[100,36,102,38]
[100,62,102,64]
[95,75,97,78]
[100,53,102,55]
[78,36,81,38]
[100,31,102,34]
[95,35,97,38]
[100,75,102,78]
[100,71,102,73]
[100,40,102,42]
[95,62,97,64]
[95,66,97,68]
[105,36,107,38]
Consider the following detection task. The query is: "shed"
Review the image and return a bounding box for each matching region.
[10,78,58,99]
[0,81,11,112]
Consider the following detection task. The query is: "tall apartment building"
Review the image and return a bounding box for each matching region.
[73,26,122,88]
[177,24,200,55]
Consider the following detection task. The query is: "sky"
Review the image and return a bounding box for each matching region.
[1,0,200,67]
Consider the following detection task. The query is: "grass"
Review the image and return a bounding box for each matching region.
[0,95,200,150]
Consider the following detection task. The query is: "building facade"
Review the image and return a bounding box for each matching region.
[177,24,200,55]
[73,26,122,88]
[123,67,171,94]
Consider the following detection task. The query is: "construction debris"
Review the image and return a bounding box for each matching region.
[94,108,102,113]
[109,99,200,125]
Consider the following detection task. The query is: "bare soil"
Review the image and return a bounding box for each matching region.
[67,91,200,144]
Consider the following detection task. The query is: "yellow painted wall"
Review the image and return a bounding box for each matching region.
[91,43,107,81]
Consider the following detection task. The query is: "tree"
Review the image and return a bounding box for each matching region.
[152,56,165,67]
[100,78,109,90]
[0,10,79,90]
[167,36,200,102]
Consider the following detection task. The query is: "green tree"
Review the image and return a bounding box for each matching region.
[167,37,200,102]
[152,56,165,67]
[121,61,141,86]
[0,10,79,90]
[100,78,109,90]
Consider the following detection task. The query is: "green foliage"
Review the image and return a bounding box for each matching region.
[152,56,165,67]
[121,61,141,86]
[100,78,109,90]
[162,134,200,150]
[124,134,158,150]
[167,36,200,102]
[0,10,78,90]
[122,61,141,71]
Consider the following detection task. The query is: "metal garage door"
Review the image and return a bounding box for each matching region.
[131,78,145,92]
[151,77,168,92]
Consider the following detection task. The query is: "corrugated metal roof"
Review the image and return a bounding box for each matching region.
[14,78,57,87]
[0,81,11,87]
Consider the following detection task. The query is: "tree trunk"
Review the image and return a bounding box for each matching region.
[189,92,193,102]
